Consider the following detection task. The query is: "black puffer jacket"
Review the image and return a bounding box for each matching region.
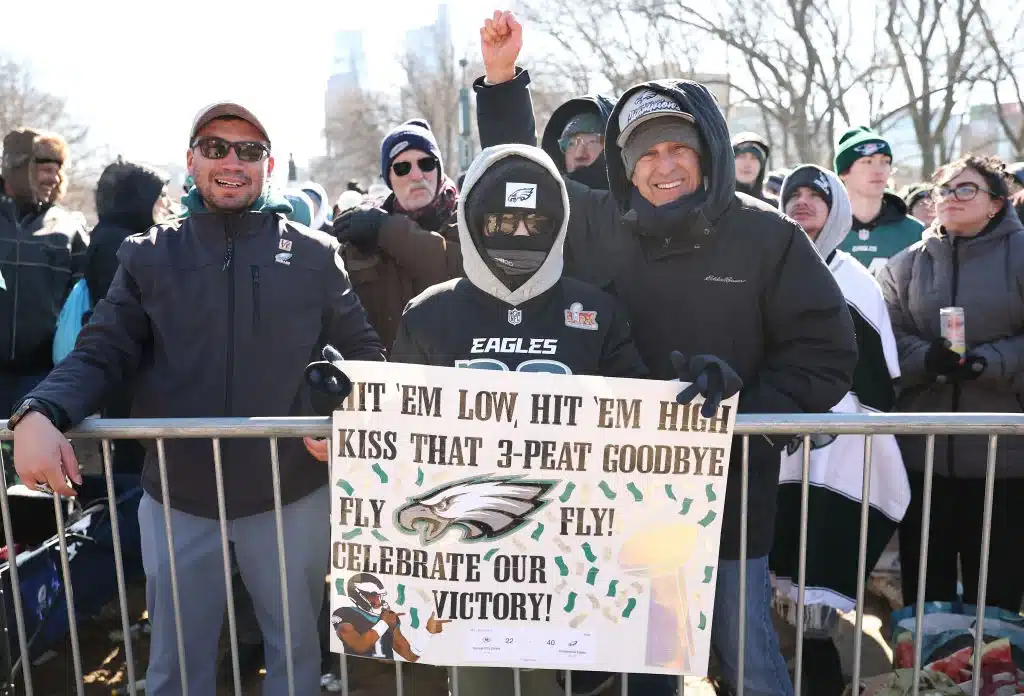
[476,72,858,559]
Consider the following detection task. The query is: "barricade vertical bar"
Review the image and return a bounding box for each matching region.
[268,438,296,696]
[513,667,523,696]
[101,440,137,695]
[450,666,460,696]
[564,669,571,695]
[679,673,686,694]
[212,438,242,696]
[851,435,873,693]
[619,672,627,696]
[911,435,936,696]
[52,491,85,696]
[394,660,403,696]
[156,438,189,694]
[737,436,750,696]
[793,435,811,696]
[338,635,349,696]
[971,435,999,696]
[326,433,351,696]
[0,451,33,695]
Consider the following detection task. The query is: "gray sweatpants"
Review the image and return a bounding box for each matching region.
[138,486,330,696]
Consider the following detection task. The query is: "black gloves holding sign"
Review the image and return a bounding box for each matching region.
[671,351,743,418]
[305,345,354,416]
[332,207,388,254]
[924,338,986,384]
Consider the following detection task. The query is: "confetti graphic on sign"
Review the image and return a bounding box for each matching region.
[372,530,389,542]
[342,529,362,540]
[703,566,714,584]
[603,607,619,623]
[531,523,545,541]
[570,614,588,628]
[665,484,677,500]
[626,482,644,501]
[698,612,707,630]
[622,598,637,618]
[680,498,693,515]
[588,594,600,608]
[564,592,578,612]
[705,483,717,502]
[415,468,424,486]
[410,608,420,629]
[698,511,717,527]
[555,557,569,577]
[598,481,617,500]
[586,567,599,585]
[555,537,571,552]
[397,584,406,605]
[484,548,499,561]
[336,479,354,495]
[582,542,598,563]
[559,482,576,503]
[607,580,619,597]
[371,463,388,483]
[335,578,345,595]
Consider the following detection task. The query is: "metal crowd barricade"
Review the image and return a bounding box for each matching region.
[0,413,1020,696]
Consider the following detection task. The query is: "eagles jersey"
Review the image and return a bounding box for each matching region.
[332,605,397,659]
[392,277,648,378]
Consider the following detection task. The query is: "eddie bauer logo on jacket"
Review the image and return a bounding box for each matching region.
[705,275,745,284]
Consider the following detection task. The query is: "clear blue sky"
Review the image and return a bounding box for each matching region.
[2,0,522,180]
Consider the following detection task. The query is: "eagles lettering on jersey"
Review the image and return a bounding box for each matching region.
[470,337,558,355]
[332,605,398,659]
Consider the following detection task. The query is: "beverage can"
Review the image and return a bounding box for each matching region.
[940,307,966,355]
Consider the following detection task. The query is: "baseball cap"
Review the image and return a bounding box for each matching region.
[616,89,696,148]
[189,102,271,145]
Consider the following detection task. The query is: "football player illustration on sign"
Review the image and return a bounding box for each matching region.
[332,573,449,661]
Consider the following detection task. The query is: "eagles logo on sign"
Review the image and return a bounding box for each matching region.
[395,474,557,544]
[508,308,523,326]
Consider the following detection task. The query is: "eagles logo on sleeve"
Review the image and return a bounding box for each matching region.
[395,474,557,544]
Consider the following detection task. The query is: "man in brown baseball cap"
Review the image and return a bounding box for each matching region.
[190,101,271,145]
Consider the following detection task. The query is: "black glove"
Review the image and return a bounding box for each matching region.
[304,345,353,416]
[924,337,962,377]
[941,353,987,384]
[332,207,387,254]
[671,351,743,418]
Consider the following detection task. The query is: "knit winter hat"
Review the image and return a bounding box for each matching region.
[380,119,443,189]
[95,157,168,228]
[900,182,933,211]
[834,126,892,175]
[781,164,834,211]
[559,112,603,151]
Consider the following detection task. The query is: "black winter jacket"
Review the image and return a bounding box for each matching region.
[0,182,88,373]
[24,205,385,518]
[475,71,858,558]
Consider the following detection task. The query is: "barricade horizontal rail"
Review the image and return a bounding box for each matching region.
[4,412,1024,439]
[0,413,1018,696]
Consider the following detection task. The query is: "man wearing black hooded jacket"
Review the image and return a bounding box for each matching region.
[477,11,857,696]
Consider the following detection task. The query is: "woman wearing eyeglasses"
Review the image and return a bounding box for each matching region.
[877,154,1024,613]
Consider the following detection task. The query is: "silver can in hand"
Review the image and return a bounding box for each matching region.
[940,306,966,355]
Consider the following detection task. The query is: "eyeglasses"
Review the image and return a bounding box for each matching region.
[392,157,438,177]
[191,136,270,163]
[559,133,603,153]
[484,212,552,237]
[932,182,1000,202]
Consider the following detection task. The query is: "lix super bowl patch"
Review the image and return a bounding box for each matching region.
[565,302,598,330]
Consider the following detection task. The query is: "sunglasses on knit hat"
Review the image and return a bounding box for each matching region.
[392,157,438,177]
[191,136,270,162]
[483,212,553,237]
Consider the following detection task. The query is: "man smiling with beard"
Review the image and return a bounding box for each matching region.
[9,101,385,696]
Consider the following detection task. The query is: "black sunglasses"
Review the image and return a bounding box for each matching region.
[484,212,552,237]
[191,136,270,163]
[392,157,437,177]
